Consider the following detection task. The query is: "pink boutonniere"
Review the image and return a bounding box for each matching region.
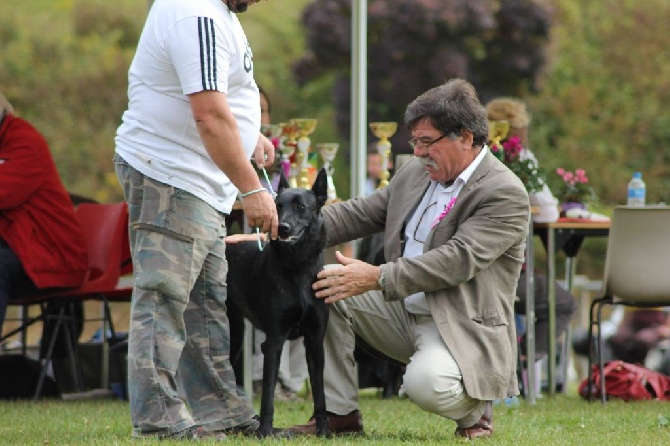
[431,197,457,229]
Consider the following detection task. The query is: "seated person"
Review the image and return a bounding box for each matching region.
[609,308,670,369]
[486,97,577,362]
[0,91,88,337]
[573,307,670,373]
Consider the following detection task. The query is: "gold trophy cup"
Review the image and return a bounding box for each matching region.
[369,122,398,188]
[279,122,300,187]
[317,143,340,203]
[488,120,509,161]
[290,118,318,189]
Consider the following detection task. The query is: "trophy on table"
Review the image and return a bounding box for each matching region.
[317,143,340,203]
[279,122,300,188]
[369,122,398,189]
[290,118,318,189]
[487,120,509,162]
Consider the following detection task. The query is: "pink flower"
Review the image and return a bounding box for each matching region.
[431,197,457,229]
[502,136,523,162]
[555,167,595,203]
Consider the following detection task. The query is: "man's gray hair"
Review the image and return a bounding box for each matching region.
[404,78,488,147]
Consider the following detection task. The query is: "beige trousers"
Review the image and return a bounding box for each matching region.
[324,289,487,428]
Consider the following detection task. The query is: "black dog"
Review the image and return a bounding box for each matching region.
[226,168,330,438]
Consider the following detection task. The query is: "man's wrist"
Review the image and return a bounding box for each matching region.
[240,188,268,199]
[377,266,385,290]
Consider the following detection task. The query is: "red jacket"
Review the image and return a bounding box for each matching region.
[0,113,87,289]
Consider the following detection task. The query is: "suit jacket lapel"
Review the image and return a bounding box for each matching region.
[425,151,499,244]
[385,161,430,261]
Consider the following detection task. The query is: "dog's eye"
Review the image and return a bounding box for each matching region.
[296,203,305,211]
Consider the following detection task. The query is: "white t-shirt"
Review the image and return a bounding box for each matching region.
[115,0,260,214]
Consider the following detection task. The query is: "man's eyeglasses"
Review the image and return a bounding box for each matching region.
[408,133,448,150]
[412,202,437,244]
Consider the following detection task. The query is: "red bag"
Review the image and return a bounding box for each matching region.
[579,360,670,401]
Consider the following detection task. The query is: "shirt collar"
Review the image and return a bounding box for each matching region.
[450,145,487,187]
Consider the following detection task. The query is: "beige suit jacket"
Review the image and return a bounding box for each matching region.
[322,151,530,400]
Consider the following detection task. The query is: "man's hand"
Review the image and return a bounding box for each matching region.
[253,133,275,169]
[313,251,382,304]
[224,233,266,244]
[241,189,278,239]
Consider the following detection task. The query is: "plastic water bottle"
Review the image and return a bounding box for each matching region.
[627,172,646,207]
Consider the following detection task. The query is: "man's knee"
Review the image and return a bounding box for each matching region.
[403,359,465,413]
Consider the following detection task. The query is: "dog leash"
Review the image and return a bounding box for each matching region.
[254,164,277,252]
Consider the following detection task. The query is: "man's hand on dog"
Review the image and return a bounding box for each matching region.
[314,250,381,304]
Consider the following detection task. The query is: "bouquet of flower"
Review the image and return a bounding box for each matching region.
[490,136,546,193]
[555,167,595,204]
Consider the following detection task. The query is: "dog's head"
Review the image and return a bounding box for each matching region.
[272,168,328,246]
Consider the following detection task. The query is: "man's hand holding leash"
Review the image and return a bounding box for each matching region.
[240,132,278,239]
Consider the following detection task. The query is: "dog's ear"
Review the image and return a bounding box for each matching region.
[312,168,328,208]
[277,165,290,192]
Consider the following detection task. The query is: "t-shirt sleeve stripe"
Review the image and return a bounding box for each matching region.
[197,17,217,91]
[209,19,217,90]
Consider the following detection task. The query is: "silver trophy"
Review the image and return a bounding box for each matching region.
[317,143,340,203]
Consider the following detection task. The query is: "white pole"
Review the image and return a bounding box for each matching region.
[350,0,367,200]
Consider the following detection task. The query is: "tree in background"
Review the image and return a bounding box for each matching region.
[293,0,553,152]
[530,0,670,205]
[0,0,144,203]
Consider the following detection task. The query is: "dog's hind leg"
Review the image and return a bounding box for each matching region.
[256,334,285,437]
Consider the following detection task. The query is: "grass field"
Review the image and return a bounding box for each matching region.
[1,391,670,445]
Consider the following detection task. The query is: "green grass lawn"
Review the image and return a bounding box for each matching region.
[1,392,669,445]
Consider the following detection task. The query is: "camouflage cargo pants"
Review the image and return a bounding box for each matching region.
[114,155,255,437]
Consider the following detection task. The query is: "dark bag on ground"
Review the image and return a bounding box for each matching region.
[579,360,670,401]
[0,355,60,399]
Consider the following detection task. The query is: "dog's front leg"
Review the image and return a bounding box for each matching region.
[257,335,284,437]
[304,332,331,437]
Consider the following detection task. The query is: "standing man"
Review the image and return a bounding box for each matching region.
[288,79,530,439]
[114,0,277,439]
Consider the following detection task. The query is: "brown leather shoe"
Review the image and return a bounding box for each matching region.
[288,410,364,436]
[454,402,493,439]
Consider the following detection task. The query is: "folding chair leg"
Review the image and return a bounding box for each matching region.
[34,304,83,400]
[587,296,604,403]
[34,309,64,400]
[596,300,610,404]
[517,339,526,398]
